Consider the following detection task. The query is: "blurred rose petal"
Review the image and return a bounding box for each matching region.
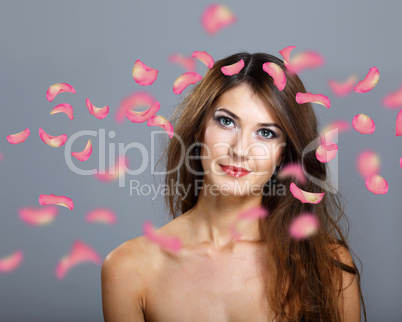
[50,103,74,120]
[192,50,214,68]
[86,208,116,224]
[115,91,156,123]
[56,240,101,279]
[365,174,388,194]
[173,72,202,95]
[357,150,380,178]
[262,62,286,91]
[316,143,338,163]
[46,83,76,102]
[0,250,24,273]
[328,74,358,97]
[126,101,160,123]
[352,114,375,134]
[95,156,128,182]
[39,127,67,147]
[286,51,324,74]
[279,45,295,65]
[382,85,402,109]
[147,115,174,139]
[289,213,319,240]
[221,59,245,76]
[296,92,331,108]
[354,67,380,93]
[71,139,92,161]
[229,206,268,241]
[277,163,307,185]
[168,53,196,72]
[132,59,159,86]
[18,206,58,226]
[201,4,236,35]
[39,193,74,210]
[143,220,182,253]
[396,109,402,136]
[320,120,350,145]
[6,128,30,144]
[86,98,109,119]
[0,152,3,161]
[290,182,325,204]
[400,157,402,169]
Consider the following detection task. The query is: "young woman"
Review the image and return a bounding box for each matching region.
[101,52,366,321]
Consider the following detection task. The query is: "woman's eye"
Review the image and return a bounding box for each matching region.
[259,129,276,139]
[217,116,234,127]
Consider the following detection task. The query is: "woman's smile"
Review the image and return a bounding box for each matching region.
[219,164,251,178]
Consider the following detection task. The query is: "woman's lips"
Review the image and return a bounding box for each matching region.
[219,164,250,177]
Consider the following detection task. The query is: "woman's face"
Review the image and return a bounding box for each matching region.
[199,82,287,196]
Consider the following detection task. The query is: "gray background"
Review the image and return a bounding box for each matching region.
[1,0,401,321]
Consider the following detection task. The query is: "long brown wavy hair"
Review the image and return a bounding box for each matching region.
[155,52,366,321]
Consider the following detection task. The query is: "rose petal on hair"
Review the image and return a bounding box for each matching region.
[279,46,296,66]
[116,91,156,123]
[86,98,109,119]
[6,128,30,144]
[173,72,203,94]
[132,59,159,86]
[56,240,101,279]
[262,62,286,91]
[365,174,388,195]
[168,53,196,72]
[296,92,331,108]
[354,67,380,93]
[38,127,67,147]
[356,150,380,178]
[221,59,245,76]
[95,156,128,182]
[50,103,74,120]
[71,139,92,161]
[143,220,182,253]
[320,120,350,145]
[18,206,58,226]
[277,163,307,185]
[328,74,358,97]
[229,206,268,241]
[289,213,319,240]
[46,83,76,102]
[192,50,214,68]
[290,182,325,204]
[287,51,324,74]
[85,208,116,224]
[39,193,74,210]
[126,101,160,123]
[316,143,338,163]
[0,250,24,273]
[201,4,236,35]
[147,115,174,139]
[352,114,375,134]
[382,85,402,109]
[396,109,402,136]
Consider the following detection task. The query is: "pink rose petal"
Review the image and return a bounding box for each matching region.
[192,50,214,68]
[229,206,268,241]
[290,182,325,204]
[400,157,402,169]
[328,74,358,97]
[126,101,160,123]
[262,62,286,91]
[71,139,92,161]
[365,174,388,195]
[276,163,307,185]
[6,128,30,144]
[296,92,331,108]
[115,91,156,123]
[86,98,109,119]
[147,115,174,139]
[201,4,236,35]
[143,220,182,253]
[356,150,380,178]
[0,250,24,273]
[354,67,380,93]
[39,193,74,210]
[286,51,324,74]
[173,72,203,94]
[316,143,338,163]
[352,114,375,134]
[279,45,296,65]
[396,109,402,136]
[85,208,116,225]
[50,103,74,120]
[382,85,402,109]
[221,59,245,76]
[18,206,58,226]
[38,127,67,147]
[168,53,196,72]
[46,83,76,102]
[95,156,128,182]
[56,240,101,279]
[289,213,319,240]
[320,120,350,145]
[132,59,159,86]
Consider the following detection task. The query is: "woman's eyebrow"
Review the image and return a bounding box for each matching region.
[215,108,284,132]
